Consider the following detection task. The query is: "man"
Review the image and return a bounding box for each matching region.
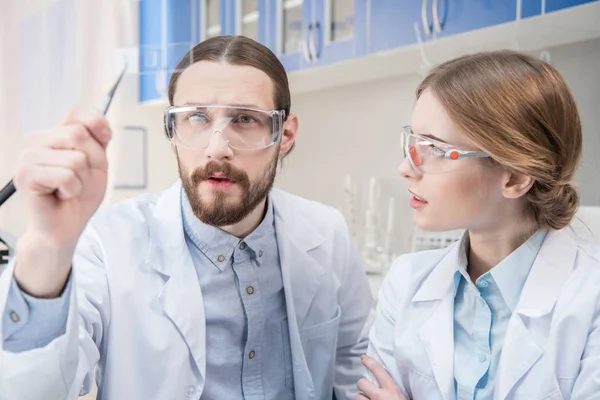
[0,36,373,400]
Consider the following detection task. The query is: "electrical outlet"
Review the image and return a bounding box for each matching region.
[113,47,140,75]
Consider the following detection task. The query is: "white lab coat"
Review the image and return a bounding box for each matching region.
[367,229,600,400]
[0,182,374,400]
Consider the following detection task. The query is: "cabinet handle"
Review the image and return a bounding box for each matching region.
[309,21,320,61]
[421,0,432,36]
[302,23,313,63]
[432,0,442,34]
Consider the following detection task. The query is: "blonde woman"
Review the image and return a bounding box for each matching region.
[357,51,600,400]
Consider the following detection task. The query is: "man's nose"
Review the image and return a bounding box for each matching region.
[205,129,234,161]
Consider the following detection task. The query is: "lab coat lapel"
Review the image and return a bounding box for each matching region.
[271,189,327,399]
[271,189,328,327]
[413,243,462,400]
[146,182,207,382]
[495,229,577,399]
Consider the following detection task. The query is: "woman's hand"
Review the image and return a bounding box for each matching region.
[355,355,407,400]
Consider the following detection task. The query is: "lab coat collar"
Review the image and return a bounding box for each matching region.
[495,228,577,399]
[270,187,328,326]
[513,229,577,318]
[412,240,462,303]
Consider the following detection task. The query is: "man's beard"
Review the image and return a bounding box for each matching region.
[179,154,278,227]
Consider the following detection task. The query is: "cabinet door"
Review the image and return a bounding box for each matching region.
[269,0,313,72]
[139,0,163,101]
[199,0,227,39]
[230,0,268,44]
[369,0,428,54]
[431,0,516,38]
[545,0,597,12]
[308,0,367,66]
[521,0,543,19]
[140,0,194,102]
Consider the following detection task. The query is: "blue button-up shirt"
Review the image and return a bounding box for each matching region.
[453,229,548,400]
[181,191,294,400]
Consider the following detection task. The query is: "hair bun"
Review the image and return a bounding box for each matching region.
[529,183,579,230]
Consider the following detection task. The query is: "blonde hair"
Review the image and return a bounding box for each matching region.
[417,50,582,230]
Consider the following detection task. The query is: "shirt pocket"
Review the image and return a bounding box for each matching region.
[281,319,294,389]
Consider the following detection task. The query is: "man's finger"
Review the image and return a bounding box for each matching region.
[20,148,90,185]
[362,355,398,390]
[355,394,371,400]
[31,125,108,171]
[62,105,112,148]
[15,165,84,199]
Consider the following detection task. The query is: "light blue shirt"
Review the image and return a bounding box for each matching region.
[181,191,294,400]
[453,229,548,400]
[2,271,71,352]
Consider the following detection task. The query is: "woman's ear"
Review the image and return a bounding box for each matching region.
[502,170,535,199]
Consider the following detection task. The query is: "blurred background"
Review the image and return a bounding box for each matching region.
[0,2,599,396]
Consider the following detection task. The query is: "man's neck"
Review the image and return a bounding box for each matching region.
[219,197,268,238]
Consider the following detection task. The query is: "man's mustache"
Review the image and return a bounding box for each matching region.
[191,161,250,186]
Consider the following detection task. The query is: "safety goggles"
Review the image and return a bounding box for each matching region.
[401,126,490,173]
[164,104,286,150]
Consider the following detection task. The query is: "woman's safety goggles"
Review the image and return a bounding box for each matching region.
[401,126,490,173]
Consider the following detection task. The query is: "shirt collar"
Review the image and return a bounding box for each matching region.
[181,189,275,270]
[454,229,548,310]
[491,229,548,310]
[453,231,470,297]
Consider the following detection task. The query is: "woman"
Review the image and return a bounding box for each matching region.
[357,50,600,400]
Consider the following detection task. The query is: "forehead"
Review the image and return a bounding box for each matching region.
[411,89,469,147]
[173,61,276,110]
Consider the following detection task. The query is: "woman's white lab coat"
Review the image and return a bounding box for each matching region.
[367,229,600,399]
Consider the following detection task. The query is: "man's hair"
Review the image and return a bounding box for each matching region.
[168,35,291,118]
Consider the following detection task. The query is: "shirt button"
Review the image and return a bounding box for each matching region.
[249,350,256,359]
[217,255,225,262]
[478,280,489,288]
[9,311,20,323]
[246,286,255,295]
[478,354,487,363]
[185,385,196,397]
[239,242,247,250]
[258,250,263,257]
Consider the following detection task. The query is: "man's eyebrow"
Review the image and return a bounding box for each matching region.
[180,101,265,109]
